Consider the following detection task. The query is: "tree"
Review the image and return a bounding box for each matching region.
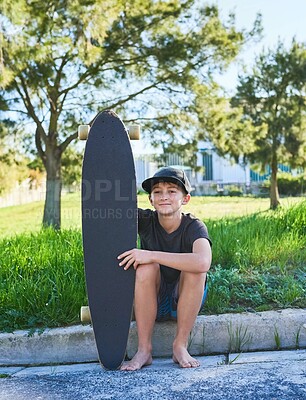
[233,40,306,208]
[202,40,306,209]
[0,0,258,228]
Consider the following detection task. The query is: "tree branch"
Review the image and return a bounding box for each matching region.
[15,76,49,144]
[59,131,78,154]
[59,76,173,154]
[106,77,171,110]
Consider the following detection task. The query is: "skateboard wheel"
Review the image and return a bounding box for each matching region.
[80,306,91,323]
[78,125,90,140]
[128,125,140,140]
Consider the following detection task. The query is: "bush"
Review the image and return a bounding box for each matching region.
[226,185,243,197]
[278,172,305,196]
[262,172,305,196]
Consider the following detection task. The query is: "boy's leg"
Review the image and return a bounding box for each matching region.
[173,272,206,368]
[120,263,160,371]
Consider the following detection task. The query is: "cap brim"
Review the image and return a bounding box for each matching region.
[142,177,189,194]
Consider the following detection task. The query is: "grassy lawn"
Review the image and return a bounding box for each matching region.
[0,194,305,332]
[0,191,303,237]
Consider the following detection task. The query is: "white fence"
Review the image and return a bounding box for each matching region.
[0,181,46,208]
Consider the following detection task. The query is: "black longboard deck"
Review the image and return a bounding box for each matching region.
[81,110,137,370]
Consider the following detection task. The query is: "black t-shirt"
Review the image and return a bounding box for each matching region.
[138,208,211,283]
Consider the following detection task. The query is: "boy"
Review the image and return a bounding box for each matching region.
[118,167,212,371]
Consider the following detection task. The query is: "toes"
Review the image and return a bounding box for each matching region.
[173,347,200,368]
[175,358,200,368]
[190,361,200,368]
[181,360,199,368]
[120,363,140,371]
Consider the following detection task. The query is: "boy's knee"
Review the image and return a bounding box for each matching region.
[136,263,160,284]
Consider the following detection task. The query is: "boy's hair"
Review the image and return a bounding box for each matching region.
[142,167,192,194]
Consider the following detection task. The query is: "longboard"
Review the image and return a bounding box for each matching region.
[79,110,139,370]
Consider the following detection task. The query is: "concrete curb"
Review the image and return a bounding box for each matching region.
[0,308,305,366]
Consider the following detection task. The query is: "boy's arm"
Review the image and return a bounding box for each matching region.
[118,238,211,274]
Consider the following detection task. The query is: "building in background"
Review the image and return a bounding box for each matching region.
[132,140,299,196]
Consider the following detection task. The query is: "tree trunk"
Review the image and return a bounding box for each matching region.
[270,153,280,210]
[43,149,62,229]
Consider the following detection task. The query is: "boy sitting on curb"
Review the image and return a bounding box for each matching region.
[118,167,212,371]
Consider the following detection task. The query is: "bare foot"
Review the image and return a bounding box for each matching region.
[120,350,152,371]
[173,345,200,368]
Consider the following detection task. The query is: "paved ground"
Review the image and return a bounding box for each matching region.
[0,350,305,400]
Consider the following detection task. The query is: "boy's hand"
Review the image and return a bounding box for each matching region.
[118,249,152,270]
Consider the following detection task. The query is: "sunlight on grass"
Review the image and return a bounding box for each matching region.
[0,198,305,331]
[0,192,303,238]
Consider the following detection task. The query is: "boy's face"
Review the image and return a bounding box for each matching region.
[149,181,190,216]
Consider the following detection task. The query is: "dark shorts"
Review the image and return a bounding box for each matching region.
[156,274,208,322]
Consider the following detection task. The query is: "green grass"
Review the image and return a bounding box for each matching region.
[0,192,303,237]
[0,228,86,332]
[0,195,305,332]
[0,193,81,237]
[205,201,306,313]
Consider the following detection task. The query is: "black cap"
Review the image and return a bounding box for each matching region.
[142,167,192,194]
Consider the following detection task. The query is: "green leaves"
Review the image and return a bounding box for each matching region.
[203,40,306,208]
[1,0,250,128]
[1,0,256,226]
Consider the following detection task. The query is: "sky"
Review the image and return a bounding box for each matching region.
[133,0,306,154]
[215,0,306,91]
